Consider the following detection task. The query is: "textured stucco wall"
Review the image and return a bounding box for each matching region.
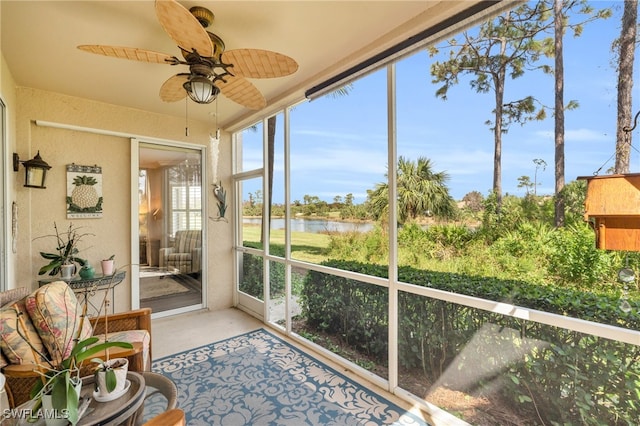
[10,87,233,313]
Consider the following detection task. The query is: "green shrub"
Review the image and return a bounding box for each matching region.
[481,193,526,242]
[547,223,616,288]
[423,223,477,258]
[240,241,307,299]
[239,251,263,299]
[560,179,588,227]
[300,259,640,425]
[300,265,389,361]
[327,225,388,269]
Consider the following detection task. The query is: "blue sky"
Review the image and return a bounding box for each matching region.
[241,1,637,204]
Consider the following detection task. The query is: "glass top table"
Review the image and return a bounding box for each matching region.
[37,272,126,316]
[10,372,145,426]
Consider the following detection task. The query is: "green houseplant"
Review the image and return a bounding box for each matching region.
[20,270,133,425]
[36,223,93,277]
[18,296,133,426]
[29,336,132,425]
[91,357,129,399]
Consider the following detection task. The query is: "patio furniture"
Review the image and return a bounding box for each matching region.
[11,371,146,426]
[0,282,152,408]
[135,371,178,425]
[144,408,186,426]
[159,230,201,274]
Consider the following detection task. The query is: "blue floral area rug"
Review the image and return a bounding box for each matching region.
[148,328,431,425]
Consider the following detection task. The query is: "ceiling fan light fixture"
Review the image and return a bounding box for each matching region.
[184,75,219,104]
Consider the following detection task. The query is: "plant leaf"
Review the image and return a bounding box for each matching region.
[69,337,99,359]
[105,369,117,393]
[39,252,62,260]
[65,379,79,426]
[74,341,133,364]
[38,260,62,275]
[50,370,69,409]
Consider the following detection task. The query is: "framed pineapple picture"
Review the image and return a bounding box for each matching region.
[66,164,103,218]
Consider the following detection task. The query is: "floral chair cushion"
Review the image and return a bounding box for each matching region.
[94,329,151,369]
[0,298,47,365]
[25,281,93,365]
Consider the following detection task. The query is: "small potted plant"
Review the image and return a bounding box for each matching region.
[35,222,92,279]
[28,335,132,425]
[21,279,133,425]
[91,357,129,401]
[101,255,115,276]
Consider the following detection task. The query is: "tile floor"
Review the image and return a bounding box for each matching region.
[151,308,262,359]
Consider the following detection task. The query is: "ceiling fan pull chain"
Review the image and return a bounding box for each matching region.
[185,97,190,137]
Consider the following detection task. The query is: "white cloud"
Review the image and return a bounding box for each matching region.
[534,128,612,143]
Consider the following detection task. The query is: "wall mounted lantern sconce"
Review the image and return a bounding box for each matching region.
[13,151,51,189]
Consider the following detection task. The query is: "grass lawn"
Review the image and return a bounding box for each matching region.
[242,225,331,264]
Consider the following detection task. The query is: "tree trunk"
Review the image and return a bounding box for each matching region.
[493,71,505,212]
[615,0,637,174]
[554,0,566,228]
[265,115,276,230]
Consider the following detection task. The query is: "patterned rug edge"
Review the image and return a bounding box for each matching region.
[152,328,431,425]
[152,328,261,362]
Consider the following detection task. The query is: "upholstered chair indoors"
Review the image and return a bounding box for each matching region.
[159,230,201,275]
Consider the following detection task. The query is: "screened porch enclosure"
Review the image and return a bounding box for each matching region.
[231,3,640,423]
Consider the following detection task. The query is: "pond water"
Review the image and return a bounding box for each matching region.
[243,218,374,234]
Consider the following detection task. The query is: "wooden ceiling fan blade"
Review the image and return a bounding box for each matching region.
[155,0,213,57]
[222,49,299,79]
[160,74,189,102]
[77,45,174,64]
[218,75,266,110]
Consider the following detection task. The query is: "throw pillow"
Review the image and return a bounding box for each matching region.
[0,298,47,365]
[25,281,93,365]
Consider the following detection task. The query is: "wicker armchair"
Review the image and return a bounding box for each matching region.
[1,284,152,408]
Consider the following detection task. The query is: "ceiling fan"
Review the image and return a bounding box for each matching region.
[77,0,298,110]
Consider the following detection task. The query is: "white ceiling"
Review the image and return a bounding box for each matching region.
[1,1,496,130]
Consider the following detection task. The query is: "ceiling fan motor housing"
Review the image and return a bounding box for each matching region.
[190,62,214,78]
[189,6,214,28]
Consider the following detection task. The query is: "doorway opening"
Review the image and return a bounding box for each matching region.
[137,142,204,315]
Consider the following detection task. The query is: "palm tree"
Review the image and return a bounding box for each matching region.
[368,156,457,224]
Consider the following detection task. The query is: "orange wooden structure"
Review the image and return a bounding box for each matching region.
[578,173,640,251]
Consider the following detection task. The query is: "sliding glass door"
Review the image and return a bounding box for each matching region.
[136,141,205,316]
